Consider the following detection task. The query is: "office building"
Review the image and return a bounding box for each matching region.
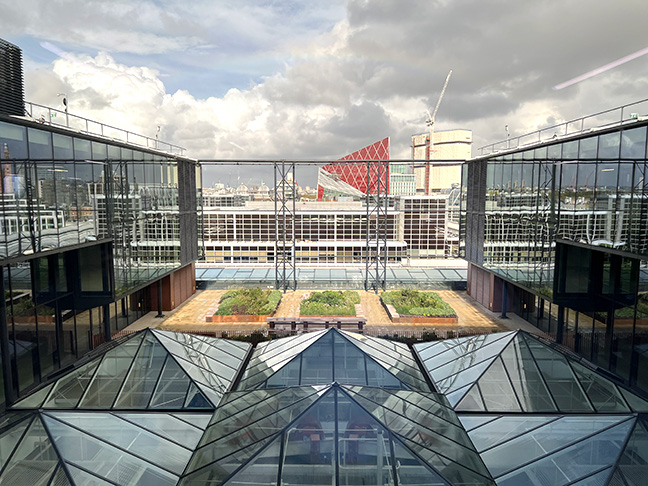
[462,106,648,394]
[0,40,200,409]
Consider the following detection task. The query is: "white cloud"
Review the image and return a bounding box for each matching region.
[17,0,648,178]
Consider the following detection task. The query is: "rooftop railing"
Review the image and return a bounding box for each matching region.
[23,101,186,156]
[478,98,648,156]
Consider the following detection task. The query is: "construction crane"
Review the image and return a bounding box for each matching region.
[421,70,452,194]
[426,69,453,131]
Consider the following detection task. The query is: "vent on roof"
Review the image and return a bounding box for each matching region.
[0,38,25,116]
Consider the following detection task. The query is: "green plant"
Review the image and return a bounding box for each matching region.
[300,291,360,316]
[382,290,456,317]
[215,288,282,316]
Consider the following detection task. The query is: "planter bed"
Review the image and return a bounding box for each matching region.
[381,290,458,324]
[206,288,281,322]
[300,291,360,317]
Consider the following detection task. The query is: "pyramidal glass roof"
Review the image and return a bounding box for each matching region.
[181,383,495,486]
[13,329,251,410]
[0,410,211,485]
[414,330,648,413]
[5,327,648,486]
[237,327,429,391]
[460,413,648,486]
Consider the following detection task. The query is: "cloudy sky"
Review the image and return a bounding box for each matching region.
[3,0,648,185]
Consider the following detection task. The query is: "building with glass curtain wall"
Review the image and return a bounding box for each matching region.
[0,114,201,410]
[0,42,201,411]
[462,108,648,396]
[0,326,647,485]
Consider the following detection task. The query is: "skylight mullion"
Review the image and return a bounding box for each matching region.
[109,333,147,409]
[108,412,195,452]
[197,387,325,449]
[485,416,636,478]
[349,387,462,431]
[349,392,477,456]
[339,387,492,481]
[42,412,186,477]
[475,415,564,454]
[0,414,35,477]
[63,461,121,486]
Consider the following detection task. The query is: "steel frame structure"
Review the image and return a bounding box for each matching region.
[364,159,389,292]
[274,161,296,291]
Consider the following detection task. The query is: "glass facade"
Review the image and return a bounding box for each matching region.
[238,328,429,391]
[3,328,648,485]
[11,329,251,410]
[0,118,200,409]
[463,121,648,395]
[414,330,648,413]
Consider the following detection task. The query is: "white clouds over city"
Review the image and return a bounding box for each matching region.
[4,0,648,168]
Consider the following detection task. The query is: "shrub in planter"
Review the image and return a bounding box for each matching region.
[300,290,360,316]
[382,290,456,317]
[215,288,282,316]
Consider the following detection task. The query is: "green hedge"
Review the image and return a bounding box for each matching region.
[382,290,456,317]
[215,288,282,316]
[300,290,360,316]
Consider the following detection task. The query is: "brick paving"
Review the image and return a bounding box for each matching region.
[150,288,510,337]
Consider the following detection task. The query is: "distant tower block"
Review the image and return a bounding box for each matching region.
[411,129,472,194]
[0,38,25,116]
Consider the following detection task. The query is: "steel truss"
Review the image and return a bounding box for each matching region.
[274,161,297,291]
[364,160,389,292]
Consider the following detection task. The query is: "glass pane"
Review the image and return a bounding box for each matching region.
[184,383,211,409]
[49,464,72,486]
[0,419,58,485]
[183,437,274,485]
[570,361,630,412]
[114,334,168,408]
[570,468,613,486]
[497,419,633,485]
[500,335,557,412]
[282,393,335,486]
[333,332,367,385]
[239,331,326,389]
[265,356,301,388]
[467,415,558,452]
[455,385,486,411]
[523,335,593,412]
[224,437,281,486]
[13,384,54,409]
[114,413,204,450]
[43,415,178,486]
[336,391,394,486]
[392,439,447,485]
[149,358,191,409]
[476,358,522,412]
[66,464,114,485]
[617,420,648,484]
[481,416,632,478]
[45,412,191,475]
[78,334,144,408]
[0,415,32,465]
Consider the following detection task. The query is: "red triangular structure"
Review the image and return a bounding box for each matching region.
[317,137,390,200]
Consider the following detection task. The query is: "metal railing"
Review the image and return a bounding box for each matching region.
[23,101,186,156]
[478,98,648,156]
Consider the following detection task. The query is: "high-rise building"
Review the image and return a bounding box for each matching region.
[412,129,472,194]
